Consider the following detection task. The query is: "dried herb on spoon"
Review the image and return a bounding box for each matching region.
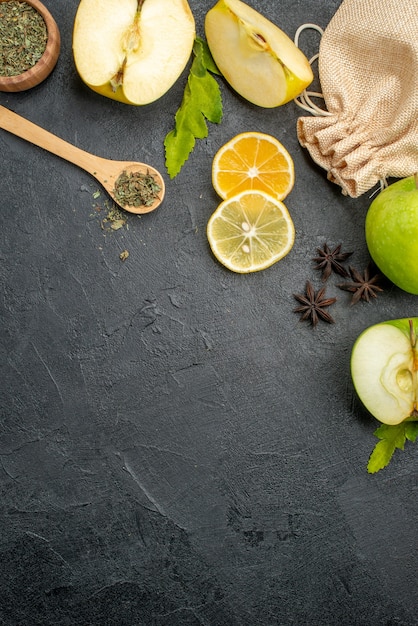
[113,170,161,208]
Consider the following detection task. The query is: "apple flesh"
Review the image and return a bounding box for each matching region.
[73,0,195,105]
[204,0,313,108]
[351,318,418,425]
[365,175,418,295]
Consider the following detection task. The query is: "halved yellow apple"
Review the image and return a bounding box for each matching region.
[205,0,313,108]
[73,0,195,105]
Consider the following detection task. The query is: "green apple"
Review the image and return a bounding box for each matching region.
[365,174,418,295]
[73,0,195,105]
[351,318,418,425]
[204,0,313,108]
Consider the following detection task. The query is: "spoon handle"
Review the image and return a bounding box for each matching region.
[0,104,106,177]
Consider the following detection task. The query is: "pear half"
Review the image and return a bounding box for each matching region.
[351,318,418,425]
[73,0,195,105]
[205,0,313,108]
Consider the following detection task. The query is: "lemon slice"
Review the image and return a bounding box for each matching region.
[212,131,295,201]
[207,190,295,273]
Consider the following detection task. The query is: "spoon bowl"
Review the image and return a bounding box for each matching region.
[0,105,165,214]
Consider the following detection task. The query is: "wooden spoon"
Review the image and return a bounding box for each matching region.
[0,105,165,214]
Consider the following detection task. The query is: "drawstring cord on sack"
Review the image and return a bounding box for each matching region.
[293,24,332,117]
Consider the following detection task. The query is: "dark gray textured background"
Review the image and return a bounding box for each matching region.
[1,1,417,624]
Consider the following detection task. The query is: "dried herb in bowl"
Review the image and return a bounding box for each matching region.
[0,1,47,77]
[0,0,60,92]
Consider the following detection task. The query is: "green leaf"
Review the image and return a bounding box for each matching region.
[189,71,222,124]
[405,420,418,442]
[194,36,222,76]
[164,37,223,178]
[367,421,417,474]
[164,128,196,179]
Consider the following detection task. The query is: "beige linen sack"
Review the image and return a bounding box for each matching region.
[296,0,418,198]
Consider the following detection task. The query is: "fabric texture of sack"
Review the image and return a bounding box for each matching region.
[297,0,418,197]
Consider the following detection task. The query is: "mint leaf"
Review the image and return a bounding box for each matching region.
[199,40,222,76]
[164,37,223,178]
[405,421,418,442]
[367,421,418,474]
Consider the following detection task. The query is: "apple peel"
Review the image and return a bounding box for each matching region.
[365,175,418,295]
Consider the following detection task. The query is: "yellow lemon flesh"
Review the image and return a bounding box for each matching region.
[207,190,295,273]
[212,131,295,201]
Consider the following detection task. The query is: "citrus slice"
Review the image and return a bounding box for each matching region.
[212,131,295,201]
[207,190,295,273]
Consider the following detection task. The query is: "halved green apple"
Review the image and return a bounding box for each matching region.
[351,318,418,425]
[204,0,313,108]
[73,0,195,105]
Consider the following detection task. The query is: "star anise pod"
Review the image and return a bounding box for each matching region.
[293,281,337,327]
[313,243,353,281]
[337,263,383,304]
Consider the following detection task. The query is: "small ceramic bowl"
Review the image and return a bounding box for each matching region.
[0,0,61,92]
